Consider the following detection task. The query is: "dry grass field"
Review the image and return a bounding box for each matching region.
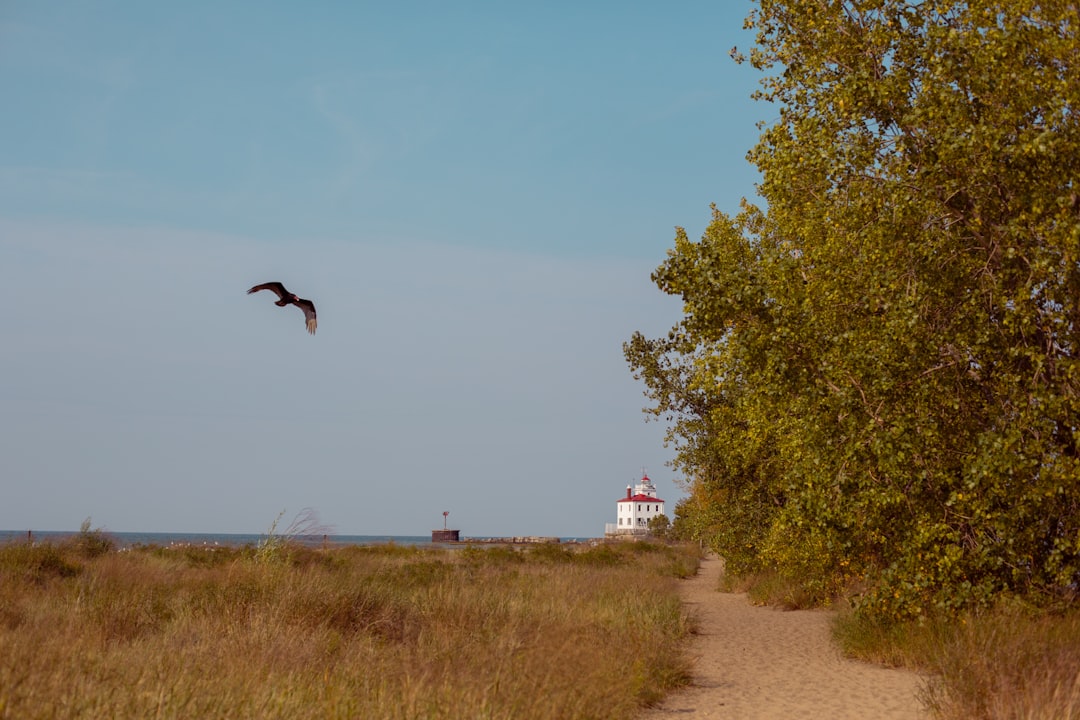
[0,533,699,720]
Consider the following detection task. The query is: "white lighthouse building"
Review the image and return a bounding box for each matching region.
[605,471,666,537]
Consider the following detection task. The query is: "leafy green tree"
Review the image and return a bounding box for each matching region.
[648,513,672,539]
[627,0,1080,619]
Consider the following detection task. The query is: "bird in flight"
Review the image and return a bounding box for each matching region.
[247,282,317,335]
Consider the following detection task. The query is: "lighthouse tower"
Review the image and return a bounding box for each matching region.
[605,470,666,537]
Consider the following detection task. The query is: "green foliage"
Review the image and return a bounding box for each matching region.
[525,542,574,563]
[459,543,525,564]
[647,513,672,539]
[67,518,117,559]
[254,509,289,564]
[627,0,1080,620]
[574,543,629,567]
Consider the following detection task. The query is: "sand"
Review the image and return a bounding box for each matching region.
[640,555,929,719]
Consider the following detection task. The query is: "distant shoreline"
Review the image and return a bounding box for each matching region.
[0,530,598,548]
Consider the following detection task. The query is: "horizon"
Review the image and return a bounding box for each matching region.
[1,2,764,537]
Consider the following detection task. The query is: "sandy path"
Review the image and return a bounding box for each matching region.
[640,556,928,719]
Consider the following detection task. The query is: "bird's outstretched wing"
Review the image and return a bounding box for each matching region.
[296,298,317,335]
[247,282,290,300]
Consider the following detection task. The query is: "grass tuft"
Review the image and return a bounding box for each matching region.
[65,517,117,559]
[722,569,824,610]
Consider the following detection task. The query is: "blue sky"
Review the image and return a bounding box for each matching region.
[0,1,765,537]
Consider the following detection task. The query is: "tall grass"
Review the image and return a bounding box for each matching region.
[835,604,1080,720]
[0,538,698,720]
[719,568,827,610]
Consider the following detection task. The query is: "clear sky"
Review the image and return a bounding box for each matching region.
[0,1,766,537]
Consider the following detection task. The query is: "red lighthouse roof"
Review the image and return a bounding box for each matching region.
[618,493,665,503]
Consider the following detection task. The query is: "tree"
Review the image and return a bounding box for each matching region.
[648,513,672,539]
[627,0,1080,619]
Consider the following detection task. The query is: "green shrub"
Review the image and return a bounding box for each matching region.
[525,542,573,563]
[65,518,116,559]
[576,544,629,567]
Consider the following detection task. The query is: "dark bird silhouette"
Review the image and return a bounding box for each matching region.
[247,282,317,335]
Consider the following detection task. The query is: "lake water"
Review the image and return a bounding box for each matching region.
[1,530,438,548]
[0,530,596,547]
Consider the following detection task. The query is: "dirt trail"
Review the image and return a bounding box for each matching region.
[640,556,929,719]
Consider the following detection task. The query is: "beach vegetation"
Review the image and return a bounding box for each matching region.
[70,517,117,558]
[626,0,1080,620]
[625,1,1080,715]
[836,604,1080,719]
[255,507,330,564]
[0,536,698,720]
[647,513,671,539]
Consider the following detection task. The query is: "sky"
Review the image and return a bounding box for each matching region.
[0,1,766,537]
